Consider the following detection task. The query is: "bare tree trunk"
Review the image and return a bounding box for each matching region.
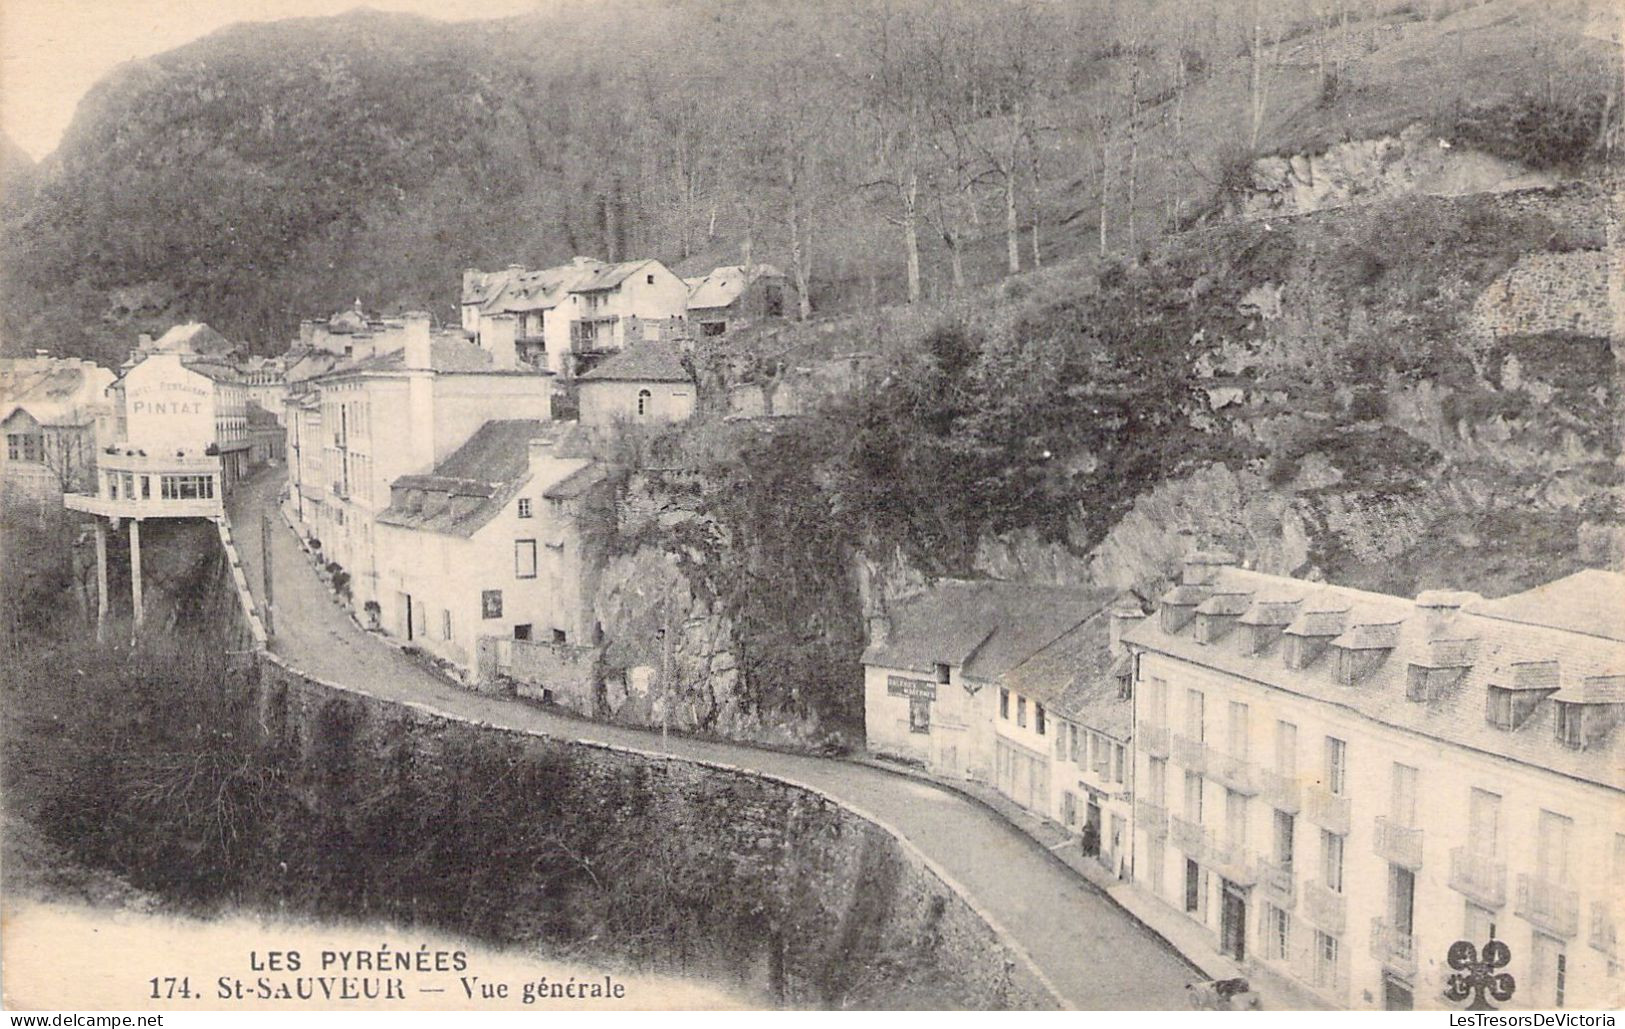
[1004,169,1020,275]
[1028,129,1043,268]
[1250,0,1266,150]
[1097,140,1111,259]
[903,171,921,304]
[785,157,813,320]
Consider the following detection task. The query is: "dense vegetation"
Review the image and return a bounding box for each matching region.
[2,0,1616,368]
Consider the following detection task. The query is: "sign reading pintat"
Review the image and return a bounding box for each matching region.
[123,354,216,453]
[887,676,936,700]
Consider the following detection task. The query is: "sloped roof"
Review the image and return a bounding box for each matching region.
[686,263,784,311]
[543,462,608,500]
[154,322,236,355]
[333,334,512,376]
[377,420,548,537]
[1000,596,1143,740]
[465,261,609,315]
[577,341,690,383]
[1468,569,1625,642]
[569,259,655,294]
[863,580,1115,684]
[182,356,243,383]
[0,360,110,426]
[1124,565,1625,791]
[246,402,279,426]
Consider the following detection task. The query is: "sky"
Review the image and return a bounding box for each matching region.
[0,0,545,160]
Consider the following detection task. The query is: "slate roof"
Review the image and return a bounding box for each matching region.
[1124,566,1625,792]
[153,322,236,355]
[863,580,1116,684]
[570,259,656,294]
[465,261,609,315]
[1469,569,1625,642]
[686,263,783,311]
[543,462,607,500]
[1000,594,1145,740]
[377,420,549,537]
[577,341,690,383]
[328,334,538,376]
[246,402,279,426]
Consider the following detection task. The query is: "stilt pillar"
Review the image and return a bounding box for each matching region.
[129,518,144,637]
[94,519,108,642]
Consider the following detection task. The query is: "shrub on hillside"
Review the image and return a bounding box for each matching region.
[1448,94,1613,170]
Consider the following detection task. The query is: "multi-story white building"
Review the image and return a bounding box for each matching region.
[462,258,691,377]
[0,355,114,504]
[373,420,605,679]
[997,593,1146,881]
[862,580,1109,784]
[1125,553,1624,1011]
[284,312,552,612]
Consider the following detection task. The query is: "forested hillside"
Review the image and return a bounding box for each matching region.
[2,0,1616,366]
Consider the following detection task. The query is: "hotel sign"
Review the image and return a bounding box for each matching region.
[887,676,936,700]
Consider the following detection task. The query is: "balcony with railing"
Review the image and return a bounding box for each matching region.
[1304,785,1351,835]
[1135,798,1169,840]
[1139,724,1171,760]
[1208,750,1259,795]
[1170,814,1206,855]
[1257,767,1301,813]
[1170,733,1209,773]
[1373,817,1424,870]
[1449,847,1507,908]
[1302,880,1347,934]
[1370,917,1418,977]
[1256,856,1295,908]
[1590,900,1618,960]
[1516,874,1580,938]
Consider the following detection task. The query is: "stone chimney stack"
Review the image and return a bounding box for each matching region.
[485,313,519,371]
[1415,590,1483,638]
[1182,548,1237,586]
[868,612,891,647]
[1109,598,1148,656]
[299,320,317,348]
[137,333,154,350]
[404,312,433,371]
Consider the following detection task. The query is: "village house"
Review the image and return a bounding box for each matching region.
[284,312,553,615]
[1125,553,1625,1011]
[862,580,1112,783]
[462,258,690,378]
[684,263,791,337]
[373,420,606,686]
[237,355,288,424]
[0,355,114,504]
[996,592,1147,881]
[62,346,244,636]
[575,341,696,427]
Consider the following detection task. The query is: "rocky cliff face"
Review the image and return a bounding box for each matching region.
[1232,123,1557,222]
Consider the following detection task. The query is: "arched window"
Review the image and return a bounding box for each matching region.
[637,389,652,417]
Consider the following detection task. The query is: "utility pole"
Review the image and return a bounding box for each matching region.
[261,511,275,638]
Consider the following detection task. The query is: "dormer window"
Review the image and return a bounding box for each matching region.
[1554,702,1584,748]
[1333,646,1385,685]
[1284,634,1326,670]
[1486,686,1545,731]
[1162,605,1193,633]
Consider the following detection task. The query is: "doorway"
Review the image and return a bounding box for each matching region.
[402,593,414,640]
[1383,973,1414,1010]
[1220,881,1247,961]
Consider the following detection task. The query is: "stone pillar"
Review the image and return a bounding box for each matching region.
[129,519,144,636]
[94,519,108,643]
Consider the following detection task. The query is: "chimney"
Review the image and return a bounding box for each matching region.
[869,612,892,647]
[1109,599,1147,656]
[485,313,518,371]
[299,320,317,347]
[404,312,432,370]
[1182,548,1237,586]
[1415,589,1482,637]
[138,333,154,350]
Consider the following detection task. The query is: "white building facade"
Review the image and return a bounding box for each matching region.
[1126,555,1625,1011]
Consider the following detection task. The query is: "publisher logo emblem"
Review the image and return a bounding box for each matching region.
[1445,939,1516,1011]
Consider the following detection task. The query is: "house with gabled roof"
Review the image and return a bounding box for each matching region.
[997,589,1148,880]
[374,419,606,681]
[463,257,690,378]
[862,579,1115,783]
[1125,552,1625,1011]
[575,340,695,427]
[684,263,791,337]
[0,355,114,502]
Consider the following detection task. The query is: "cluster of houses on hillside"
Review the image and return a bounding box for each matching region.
[864,555,1625,1011]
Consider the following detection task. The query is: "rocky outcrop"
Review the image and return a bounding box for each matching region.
[1467,249,1620,343]
[1234,124,1555,221]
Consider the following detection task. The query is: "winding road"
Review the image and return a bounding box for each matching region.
[226,468,1197,1009]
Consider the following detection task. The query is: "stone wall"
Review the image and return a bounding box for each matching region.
[481,635,601,715]
[248,652,1059,1010]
